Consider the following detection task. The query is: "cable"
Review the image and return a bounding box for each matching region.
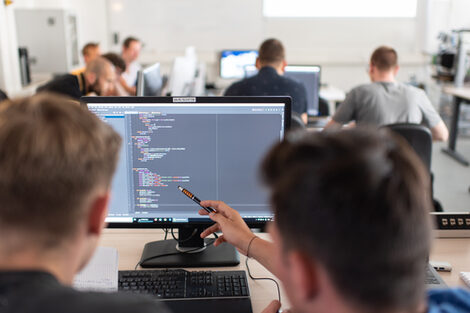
[245,256,281,303]
[134,232,219,270]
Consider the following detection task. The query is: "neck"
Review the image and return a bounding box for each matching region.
[261,63,284,76]
[371,72,396,83]
[0,235,84,285]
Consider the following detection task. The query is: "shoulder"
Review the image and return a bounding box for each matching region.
[42,289,168,313]
[224,78,252,95]
[427,288,470,313]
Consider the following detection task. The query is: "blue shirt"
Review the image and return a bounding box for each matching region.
[224,66,308,115]
[427,288,470,312]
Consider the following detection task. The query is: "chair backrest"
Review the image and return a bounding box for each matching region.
[290,112,306,131]
[383,123,432,171]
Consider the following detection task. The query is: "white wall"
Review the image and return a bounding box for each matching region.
[13,0,109,65]
[3,0,470,95]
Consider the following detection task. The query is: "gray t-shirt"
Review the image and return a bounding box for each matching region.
[333,82,442,128]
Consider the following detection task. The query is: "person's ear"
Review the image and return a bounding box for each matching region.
[393,65,400,77]
[255,58,261,70]
[87,192,110,237]
[288,251,319,301]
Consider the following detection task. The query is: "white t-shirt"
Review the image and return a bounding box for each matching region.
[122,61,141,87]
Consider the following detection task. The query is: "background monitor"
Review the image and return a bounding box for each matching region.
[136,62,163,96]
[220,50,258,79]
[244,65,321,116]
[84,96,291,267]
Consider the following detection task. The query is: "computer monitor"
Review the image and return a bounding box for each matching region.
[136,63,163,96]
[220,50,258,79]
[168,56,198,96]
[84,96,291,268]
[284,65,321,116]
[244,65,321,116]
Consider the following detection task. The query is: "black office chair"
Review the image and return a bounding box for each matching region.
[318,97,330,116]
[290,112,306,131]
[384,123,432,170]
[383,123,443,212]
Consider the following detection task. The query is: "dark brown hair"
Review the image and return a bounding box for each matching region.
[370,46,398,71]
[262,128,432,312]
[0,94,121,248]
[258,38,285,65]
[123,36,140,49]
[102,52,127,73]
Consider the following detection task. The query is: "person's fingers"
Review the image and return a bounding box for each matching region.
[208,211,229,226]
[200,200,233,218]
[198,208,209,216]
[200,224,220,238]
[261,300,281,313]
[213,236,226,247]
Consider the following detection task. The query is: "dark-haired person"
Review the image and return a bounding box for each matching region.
[102,52,128,96]
[120,36,142,95]
[198,129,470,313]
[325,46,449,141]
[224,39,308,124]
[0,94,169,313]
[71,42,102,76]
[37,57,116,100]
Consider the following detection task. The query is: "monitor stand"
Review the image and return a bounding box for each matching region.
[139,226,239,268]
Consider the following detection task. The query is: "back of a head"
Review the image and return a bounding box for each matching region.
[370,46,398,72]
[261,128,432,312]
[258,38,285,66]
[0,94,121,249]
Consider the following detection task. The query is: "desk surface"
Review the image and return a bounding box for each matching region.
[443,86,470,101]
[100,229,470,313]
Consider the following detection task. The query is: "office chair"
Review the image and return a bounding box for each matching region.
[318,97,329,116]
[291,112,306,131]
[383,123,443,211]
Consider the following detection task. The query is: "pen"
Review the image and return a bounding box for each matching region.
[178,186,215,213]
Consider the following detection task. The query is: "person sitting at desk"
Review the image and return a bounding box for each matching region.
[0,94,169,313]
[224,39,308,124]
[120,36,142,95]
[198,129,470,313]
[71,42,101,76]
[102,52,129,96]
[325,46,449,141]
[37,57,116,100]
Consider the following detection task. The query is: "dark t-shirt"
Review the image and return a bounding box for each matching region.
[224,66,308,115]
[37,74,86,100]
[0,271,169,313]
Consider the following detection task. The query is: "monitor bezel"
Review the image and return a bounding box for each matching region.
[82,96,291,229]
[219,49,259,79]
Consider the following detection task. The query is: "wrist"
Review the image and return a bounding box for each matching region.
[245,235,259,258]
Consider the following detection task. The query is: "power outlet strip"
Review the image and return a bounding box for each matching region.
[431,212,470,238]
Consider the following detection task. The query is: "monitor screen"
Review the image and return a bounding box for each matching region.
[220,50,258,79]
[85,97,290,227]
[244,65,321,116]
[284,65,321,116]
[136,63,163,97]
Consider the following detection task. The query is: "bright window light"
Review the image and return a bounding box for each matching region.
[263,0,418,18]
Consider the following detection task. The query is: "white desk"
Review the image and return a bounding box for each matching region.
[100,229,470,313]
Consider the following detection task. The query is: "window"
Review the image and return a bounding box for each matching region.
[263,0,418,18]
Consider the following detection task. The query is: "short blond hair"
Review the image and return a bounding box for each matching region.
[0,94,121,247]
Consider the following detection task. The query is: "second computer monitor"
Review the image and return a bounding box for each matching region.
[243,65,321,116]
[136,63,163,96]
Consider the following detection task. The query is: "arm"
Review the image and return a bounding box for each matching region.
[199,200,278,275]
[430,120,449,142]
[324,119,342,130]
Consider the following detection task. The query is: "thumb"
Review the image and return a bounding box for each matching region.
[261,300,281,313]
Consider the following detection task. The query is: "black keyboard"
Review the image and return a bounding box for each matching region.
[118,269,250,299]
